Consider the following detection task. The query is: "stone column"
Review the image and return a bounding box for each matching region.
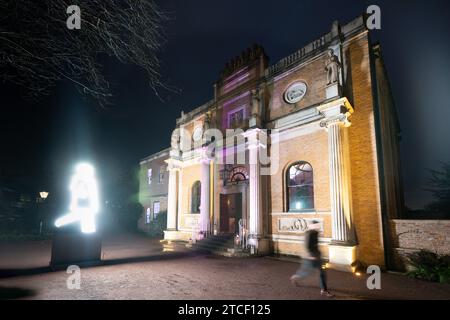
[164,158,180,241]
[200,157,211,236]
[166,168,178,230]
[325,118,353,243]
[318,98,357,271]
[244,129,269,254]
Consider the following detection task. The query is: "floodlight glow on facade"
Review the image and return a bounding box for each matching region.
[55,163,99,234]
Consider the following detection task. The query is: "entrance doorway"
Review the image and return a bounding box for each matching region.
[220,193,242,234]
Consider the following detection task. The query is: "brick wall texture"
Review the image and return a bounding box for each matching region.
[390,220,450,270]
[344,33,385,267]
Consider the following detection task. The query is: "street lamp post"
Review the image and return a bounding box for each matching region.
[39,191,49,235]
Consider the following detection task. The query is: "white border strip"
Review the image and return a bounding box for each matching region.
[270,234,332,244]
[270,211,331,216]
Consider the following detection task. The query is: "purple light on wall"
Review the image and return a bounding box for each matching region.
[221,91,251,129]
[223,68,251,94]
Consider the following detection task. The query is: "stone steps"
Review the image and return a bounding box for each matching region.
[186,234,252,257]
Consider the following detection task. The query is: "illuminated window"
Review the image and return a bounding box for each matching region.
[147,168,152,185]
[153,201,160,219]
[146,208,151,224]
[287,161,314,211]
[191,181,201,213]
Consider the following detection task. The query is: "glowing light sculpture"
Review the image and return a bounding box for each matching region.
[55,163,99,234]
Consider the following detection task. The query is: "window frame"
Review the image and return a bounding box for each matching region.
[227,105,247,129]
[153,201,160,219]
[145,207,151,224]
[191,181,201,214]
[286,161,315,212]
[147,168,153,185]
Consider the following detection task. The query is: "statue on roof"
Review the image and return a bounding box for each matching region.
[171,128,180,151]
[325,48,341,85]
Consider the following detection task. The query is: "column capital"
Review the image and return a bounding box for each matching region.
[169,149,182,159]
[243,128,268,150]
[165,158,182,171]
[320,113,351,129]
[242,127,267,137]
[317,97,354,129]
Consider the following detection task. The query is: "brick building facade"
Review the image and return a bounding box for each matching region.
[155,15,403,271]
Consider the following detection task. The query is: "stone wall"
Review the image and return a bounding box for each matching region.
[138,150,170,232]
[139,151,170,209]
[390,219,450,270]
[373,45,404,220]
[344,32,385,267]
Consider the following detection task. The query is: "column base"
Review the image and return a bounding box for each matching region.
[327,244,358,272]
[248,236,270,255]
[163,230,182,241]
[197,231,211,240]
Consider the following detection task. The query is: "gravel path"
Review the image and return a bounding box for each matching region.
[0,234,449,300]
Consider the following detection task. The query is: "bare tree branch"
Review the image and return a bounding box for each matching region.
[0,0,171,106]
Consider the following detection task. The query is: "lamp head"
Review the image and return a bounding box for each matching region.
[39,191,49,200]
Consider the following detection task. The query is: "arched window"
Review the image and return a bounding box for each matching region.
[229,166,249,183]
[191,181,201,213]
[287,161,314,211]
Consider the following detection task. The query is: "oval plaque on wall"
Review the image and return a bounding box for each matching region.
[284,81,307,104]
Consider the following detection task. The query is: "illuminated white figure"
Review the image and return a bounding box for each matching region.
[55,163,99,233]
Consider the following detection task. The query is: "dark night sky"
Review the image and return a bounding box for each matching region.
[1,0,450,209]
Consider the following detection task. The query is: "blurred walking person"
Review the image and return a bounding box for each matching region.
[290,220,334,297]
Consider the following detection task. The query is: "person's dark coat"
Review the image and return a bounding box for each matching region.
[304,229,321,259]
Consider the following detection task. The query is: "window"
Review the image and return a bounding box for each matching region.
[191,181,201,213]
[153,201,160,219]
[159,166,166,184]
[147,168,152,185]
[146,208,151,224]
[287,161,314,211]
[228,107,246,128]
